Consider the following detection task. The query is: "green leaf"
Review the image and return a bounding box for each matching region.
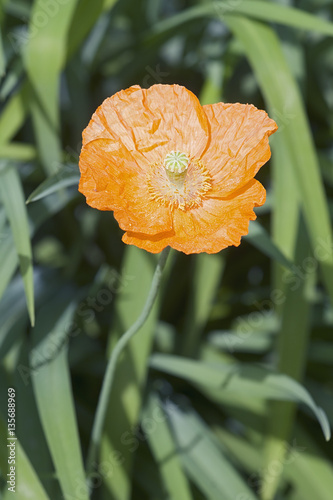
[0,274,29,362]
[0,162,34,325]
[165,401,258,500]
[0,83,30,146]
[150,354,331,441]
[26,164,80,203]
[271,126,300,292]
[285,426,333,500]
[31,296,89,500]
[14,336,61,498]
[0,189,74,306]
[213,426,262,476]
[146,1,333,45]
[261,217,313,500]
[259,80,306,500]
[0,26,5,77]
[0,143,37,162]
[245,221,294,270]
[24,0,79,174]
[133,451,171,498]
[208,329,273,353]
[0,228,18,304]
[0,57,24,101]
[214,0,333,36]
[320,152,333,187]
[144,392,193,500]
[102,0,117,11]
[28,190,76,233]
[3,0,30,19]
[66,0,105,60]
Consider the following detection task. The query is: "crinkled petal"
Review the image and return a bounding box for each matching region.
[202,103,277,197]
[122,229,175,254]
[82,84,210,167]
[122,179,265,254]
[79,138,172,234]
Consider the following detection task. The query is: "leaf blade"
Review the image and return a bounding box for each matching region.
[150,354,331,440]
[24,0,79,174]
[245,221,294,270]
[31,297,89,500]
[0,162,34,325]
[144,392,193,500]
[165,401,258,500]
[26,165,80,204]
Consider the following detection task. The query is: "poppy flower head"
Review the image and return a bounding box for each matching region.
[79,84,277,254]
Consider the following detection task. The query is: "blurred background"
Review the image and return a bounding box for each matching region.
[0,0,333,499]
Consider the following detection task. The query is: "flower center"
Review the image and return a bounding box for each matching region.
[147,155,212,211]
[164,151,189,190]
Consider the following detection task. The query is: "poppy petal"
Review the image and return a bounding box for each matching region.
[202,103,277,197]
[79,138,172,234]
[122,229,176,254]
[122,179,265,254]
[82,84,210,167]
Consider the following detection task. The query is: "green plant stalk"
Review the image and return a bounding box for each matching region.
[85,246,171,480]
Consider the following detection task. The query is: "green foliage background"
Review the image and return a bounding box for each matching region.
[0,0,333,499]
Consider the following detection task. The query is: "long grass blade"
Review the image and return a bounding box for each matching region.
[0,230,18,303]
[24,0,79,174]
[260,123,306,499]
[26,165,80,204]
[0,162,34,325]
[261,217,314,500]
[165,401,258,500]
[66,0,105,60]
[0,83,30,146]
[150,354,330,440]
[0,26,5,77]
[288,426,333,500]
[0,143,37,162]
[245,221,294,271]
[145,1,333,45]
[31,297,89,500]
[144,392,193,500]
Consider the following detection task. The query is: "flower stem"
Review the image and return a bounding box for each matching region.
[85,246,171,479]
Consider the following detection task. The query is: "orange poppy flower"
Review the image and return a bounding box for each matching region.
[79,84,277,254]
